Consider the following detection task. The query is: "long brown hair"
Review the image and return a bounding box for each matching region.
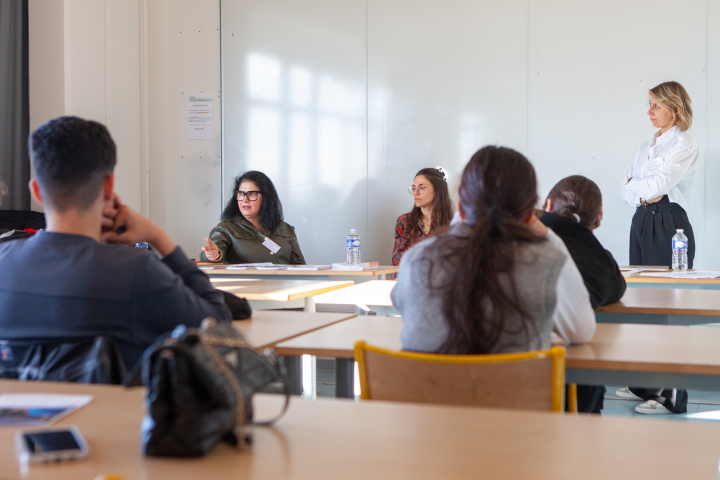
[546,175,602,229]
[406,168,454,237]
[431,146,544,354]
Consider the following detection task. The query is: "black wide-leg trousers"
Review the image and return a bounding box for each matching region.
[629,196,695,269]
[628,196,694,414]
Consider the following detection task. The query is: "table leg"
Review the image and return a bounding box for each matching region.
[336,358,355,398]
[304,296,316,312]
[282,355,303,395]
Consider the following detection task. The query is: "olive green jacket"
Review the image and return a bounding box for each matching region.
[200,217,306,265]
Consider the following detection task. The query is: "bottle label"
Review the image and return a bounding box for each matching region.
[673,240,686,249]
[347,239,361,248]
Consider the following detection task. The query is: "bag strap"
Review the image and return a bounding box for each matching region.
[199,335,252,450]
[200,333,291,427]
[250,363,291,427]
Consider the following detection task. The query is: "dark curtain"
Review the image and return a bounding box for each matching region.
[0,0,29,210]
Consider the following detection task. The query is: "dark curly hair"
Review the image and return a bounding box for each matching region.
[222,171,284,232]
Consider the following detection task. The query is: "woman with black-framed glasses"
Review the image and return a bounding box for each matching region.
[200,171,305,265]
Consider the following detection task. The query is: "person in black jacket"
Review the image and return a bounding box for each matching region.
[540,175,626,413]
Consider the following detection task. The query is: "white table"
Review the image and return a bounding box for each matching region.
[211,278,355,312]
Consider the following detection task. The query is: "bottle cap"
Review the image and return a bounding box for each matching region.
[676,229,684,232]
[350,229,357,234]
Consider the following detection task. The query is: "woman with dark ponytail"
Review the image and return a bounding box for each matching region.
[541,175,625,309]
[391,146,595,355]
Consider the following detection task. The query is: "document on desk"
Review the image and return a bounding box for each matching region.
[286,265,332,271]
[0,394,93,426]
[227,263,274,270]
[640,271,720,279]
[185,95,213,140]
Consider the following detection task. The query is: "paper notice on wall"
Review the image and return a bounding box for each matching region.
[186,95,213,139]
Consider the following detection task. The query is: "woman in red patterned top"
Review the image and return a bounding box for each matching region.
[391,168,454,277]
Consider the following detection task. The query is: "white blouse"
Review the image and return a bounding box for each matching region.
[620,125,698,211]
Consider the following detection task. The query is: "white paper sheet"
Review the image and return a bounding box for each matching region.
[185,94,213,139]
[286,265,333,271]
[0,394,93,426]
[640,270,720,279]
[226,263,274,270]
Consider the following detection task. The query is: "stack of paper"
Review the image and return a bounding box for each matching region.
[227,263,274,270]
[620,265,669,272]
[641,270,720,279]
[256,265,289,270]
[286,265,332,271]
[332,263,364,271]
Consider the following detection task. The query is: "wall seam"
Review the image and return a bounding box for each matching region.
[365,0,369,251]
[526,0,530,158]
[705,0,709,260]
[104,0,108,125]
[220,0,224,217]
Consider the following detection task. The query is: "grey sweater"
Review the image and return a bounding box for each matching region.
[391,223,566,354]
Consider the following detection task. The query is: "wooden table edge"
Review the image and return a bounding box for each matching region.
[285,281,356,301]
[624,276,720,284]
[567,358,720,375]
[275,346,355,358]
[596,306,720,316]
[249,314,357,350]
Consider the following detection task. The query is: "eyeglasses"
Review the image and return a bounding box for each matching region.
[237,190,261,201]
[408,186,428,195]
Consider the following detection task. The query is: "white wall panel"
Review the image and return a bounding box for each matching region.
[221,0,367,264]
[706,0,720,269]
[528,0,707,266]
[366,0,528,264]
[105,0,142,212]
[29,0,143,213]
[148,0,222,255]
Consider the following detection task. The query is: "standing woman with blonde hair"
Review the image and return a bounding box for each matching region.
[618,81,698,415]
[621,81,697,269]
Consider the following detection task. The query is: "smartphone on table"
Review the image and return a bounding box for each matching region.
[15,426,89,464]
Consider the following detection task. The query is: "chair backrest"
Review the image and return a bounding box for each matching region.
[0,336,127,385]
[354,342,566,412]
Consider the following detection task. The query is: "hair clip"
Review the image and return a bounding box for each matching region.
[436,166,448,181]
[572,213,581,223]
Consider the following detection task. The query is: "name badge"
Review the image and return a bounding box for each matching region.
[262,237,281,254]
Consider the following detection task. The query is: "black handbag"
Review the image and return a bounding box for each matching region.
[140,318,290,457]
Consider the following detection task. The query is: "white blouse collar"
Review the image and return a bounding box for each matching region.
[653,125,680,146]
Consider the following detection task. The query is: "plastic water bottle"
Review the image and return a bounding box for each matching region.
[346,229,361,264]
[672,229,688,271]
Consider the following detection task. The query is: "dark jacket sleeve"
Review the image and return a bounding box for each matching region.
[288,228,306,265]
[596,249,626,307]
[132,247,232,342]
[200,224,234,263]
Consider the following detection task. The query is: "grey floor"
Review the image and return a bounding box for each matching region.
[603,385,720,423]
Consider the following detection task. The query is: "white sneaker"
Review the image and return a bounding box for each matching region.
[635,399,672,415]
[615,387,642,400]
